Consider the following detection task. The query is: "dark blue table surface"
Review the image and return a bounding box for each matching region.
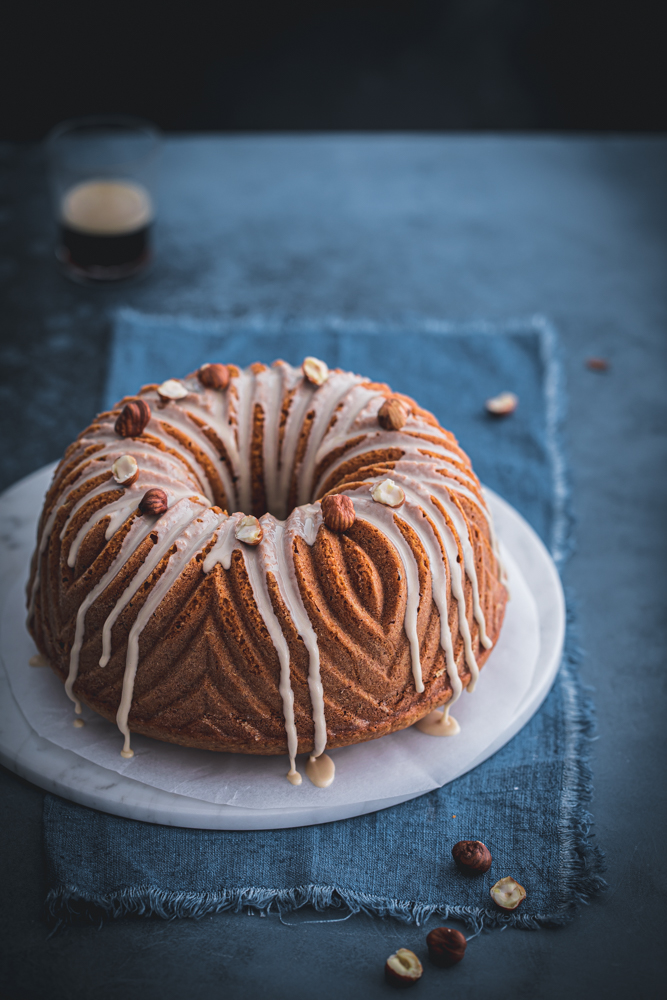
[1,135,666,1000]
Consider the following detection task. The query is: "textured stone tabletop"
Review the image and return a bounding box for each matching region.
[1,135,666,1000]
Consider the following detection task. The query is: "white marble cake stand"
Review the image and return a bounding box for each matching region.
[0,465,564,829]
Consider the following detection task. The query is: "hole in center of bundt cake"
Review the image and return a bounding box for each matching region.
[243,408,348,521]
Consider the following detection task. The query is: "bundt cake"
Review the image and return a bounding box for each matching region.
[27,357,508,787]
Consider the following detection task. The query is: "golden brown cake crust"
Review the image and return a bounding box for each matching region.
[28,360,507,757]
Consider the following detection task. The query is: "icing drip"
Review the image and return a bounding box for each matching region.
[268,507,328,758]
[64,516,156,710]
[305,753,335,788]
[99,499,206,668]
[116,505,223,757]
[31,359,506,781]
[405,464,492,651]
[296,373,368,506]
[389,495,461,706]
[351,497,425,694]
[204,512,302,784]
[255,366,285,516]
[383,469,483,690]
[205,504,325,781]
[416,706,461,737]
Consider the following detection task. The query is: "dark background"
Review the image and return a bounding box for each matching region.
[1,3,666,998]
[1,0,665,140]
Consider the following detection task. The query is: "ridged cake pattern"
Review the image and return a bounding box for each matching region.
[27,359,507,786]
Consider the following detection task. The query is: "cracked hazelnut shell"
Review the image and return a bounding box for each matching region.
[235,515,263,546]
[302,356,329,386]
[370,478,405,508]
[490,876,526,911]
[485,391,518,416]
[385,948,423,988]
[157,379,188,401]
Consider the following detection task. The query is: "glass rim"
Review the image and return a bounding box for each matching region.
[46,115,162,169]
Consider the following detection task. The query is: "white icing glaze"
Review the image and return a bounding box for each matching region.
[305,753,335,788]
[389,494,461,706]
[264,507,328,758]
[350,497,424,694]
[64,516,155,710]
[204,511,301,783]
[384,469,482,690]
[116,505,223,756]
[30,360,505,783]
[416,706,461,737]
[99,499,208,669]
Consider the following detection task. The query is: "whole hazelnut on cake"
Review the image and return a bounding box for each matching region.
[321,494,356,532]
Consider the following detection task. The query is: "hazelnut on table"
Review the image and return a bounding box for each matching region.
[485,391,518,416]
[426,926,467,967]
[385,948,423,987]
[451,840,493,874]
[490,876,526,910]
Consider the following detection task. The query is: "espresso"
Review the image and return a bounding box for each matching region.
[57,180,154,281]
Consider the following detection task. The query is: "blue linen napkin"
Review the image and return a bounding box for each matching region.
[44,312,605,928]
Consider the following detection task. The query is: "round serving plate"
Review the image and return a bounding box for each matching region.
[0,464,564,829]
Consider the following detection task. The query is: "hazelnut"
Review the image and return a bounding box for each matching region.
[586,356,609,371]
[384,949,423,988]
[302,356,329,386]
[157,379,188,401]
[198,363,230,390]
[370,478,405,508]
[451,840,492,874]
[378,396,408,431]
[490,876,526,911]
[485,391,518,416]
[114,399,151,438]
[235,515,263,546]
[111,454,139,487]
[321,494,356,532]
[426,926,467,967]
[139,488,169,517]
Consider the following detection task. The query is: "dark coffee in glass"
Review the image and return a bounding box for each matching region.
[47,117,160,284]
[57,180,153,281]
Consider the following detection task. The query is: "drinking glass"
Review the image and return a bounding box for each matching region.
[47,115,161,283]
